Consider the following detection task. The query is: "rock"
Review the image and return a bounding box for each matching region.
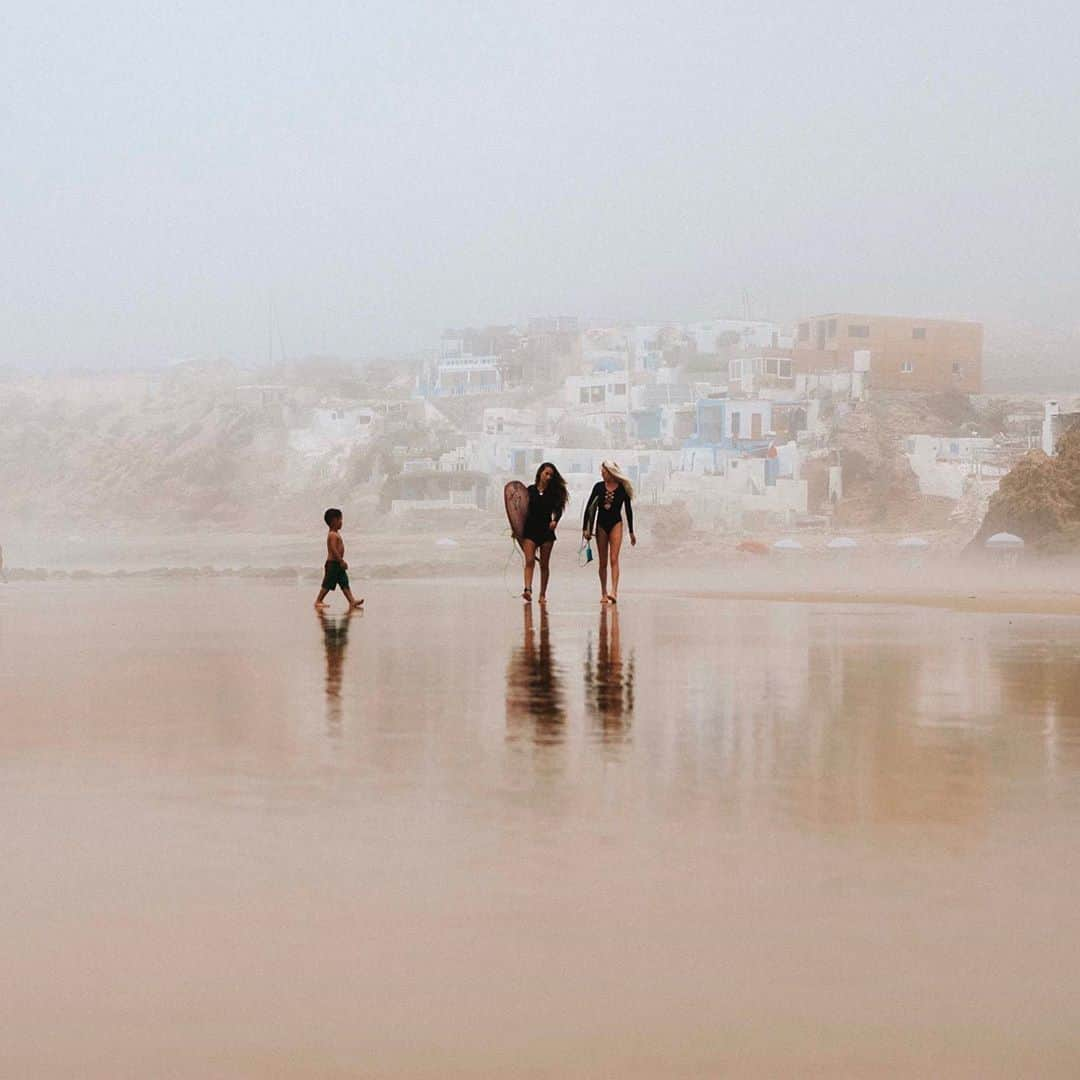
[970,422,1080,553]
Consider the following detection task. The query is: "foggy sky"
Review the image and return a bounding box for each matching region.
[2,1,1078,370]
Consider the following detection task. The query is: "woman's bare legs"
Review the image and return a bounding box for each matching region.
[538,540,554,602]
[521,539,537,598]
[607,522,624,601]
[595,527,609,601]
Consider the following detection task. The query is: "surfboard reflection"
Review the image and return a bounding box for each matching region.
[585,605,634,743]
[505,605,565,744]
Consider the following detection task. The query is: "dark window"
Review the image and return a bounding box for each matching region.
[848,324,870,338]
[827,319,837,337]
[912,327,927,340]
[798,322,810,342]
[952,361,962,375]
[731,412,741,437]
[901,360,914,374]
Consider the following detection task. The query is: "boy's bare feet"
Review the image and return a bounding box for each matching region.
[314,601,329,609]
[351,599,364,608]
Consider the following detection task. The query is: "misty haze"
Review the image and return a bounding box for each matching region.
[2,3,1080,1078]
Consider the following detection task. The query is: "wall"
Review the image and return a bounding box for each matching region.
[794,314,982,393]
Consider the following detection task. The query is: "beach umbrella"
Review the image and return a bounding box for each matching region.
[772,538,803,551]
[826,537,858,549]
[985,531,1024,567]
[896,536,929,548]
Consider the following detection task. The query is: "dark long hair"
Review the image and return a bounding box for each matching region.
[535,462,569,515]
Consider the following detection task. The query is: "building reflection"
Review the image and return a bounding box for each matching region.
[505,604,565,745]
[990,633,1080,780]
[584,605,633,745]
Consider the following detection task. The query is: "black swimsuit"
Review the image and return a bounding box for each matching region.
[584,481,634,535]
[523,484,562,545]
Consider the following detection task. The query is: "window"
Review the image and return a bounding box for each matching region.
[798,322,810,342]
[613,384,626,396]
[579,389,589,404]
[779,358,792,378]
[731,412,741,437]
[912,327,927,340]
[901,360,914,374]
[827,319,837,337]
[848,324,870,338]
[765,357,778,375]
[591,386,605,403]
[730,359,743,379]
[952,361,963,375]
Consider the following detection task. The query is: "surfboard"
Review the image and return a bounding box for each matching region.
[504,481,529,543]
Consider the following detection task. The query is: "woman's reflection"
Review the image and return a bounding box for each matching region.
[585,604,633,743]
[506,604,565,745]
[318,608,355,730]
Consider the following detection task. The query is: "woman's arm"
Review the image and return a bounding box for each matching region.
[624,489,634,537]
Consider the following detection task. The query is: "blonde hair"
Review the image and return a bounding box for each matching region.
[601,460,634,500]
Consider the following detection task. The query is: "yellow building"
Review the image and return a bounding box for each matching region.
[793,313,982,393]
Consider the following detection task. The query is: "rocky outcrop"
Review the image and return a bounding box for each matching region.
[970,423,1080,553]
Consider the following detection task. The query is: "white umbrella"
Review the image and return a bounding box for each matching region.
[773,538,803,550]
[826,536,858,549]
[897,536,929,548]
[985,532,1024,548]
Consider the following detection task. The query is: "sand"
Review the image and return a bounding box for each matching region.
[1,578,1079,1077]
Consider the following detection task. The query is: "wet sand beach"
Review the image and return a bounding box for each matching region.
[2,579,1080,1077]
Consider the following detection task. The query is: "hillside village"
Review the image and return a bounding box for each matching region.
[1,311,1077,570]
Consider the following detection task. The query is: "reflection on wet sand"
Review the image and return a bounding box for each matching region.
[318,608,355,730]
[505,604,565,744]
[584,604,634,743]
[5,585,1080,1076]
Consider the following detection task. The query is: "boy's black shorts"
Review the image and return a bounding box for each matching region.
[321,560,350,591]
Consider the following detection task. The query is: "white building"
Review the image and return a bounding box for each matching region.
[1042,399,1080,455]
[565,373,630,411]
[434,355,502,396]
[905,435,1003,500]
[688,319,786,355]
[288,402,381,459]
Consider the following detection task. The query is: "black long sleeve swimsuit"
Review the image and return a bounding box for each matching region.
[584,481,634,536]
[523,484,563,545]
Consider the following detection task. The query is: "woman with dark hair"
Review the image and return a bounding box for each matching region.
[582,460,636,604]
[520,461,568,603]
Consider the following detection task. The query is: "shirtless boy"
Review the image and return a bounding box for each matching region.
[314,508,364,610]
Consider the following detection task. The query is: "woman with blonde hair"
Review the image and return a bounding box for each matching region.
[582,460,636,604]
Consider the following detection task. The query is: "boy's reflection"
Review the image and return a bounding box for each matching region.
[585,604,633,742]
[318,609,355,728]
[506,604,565,744]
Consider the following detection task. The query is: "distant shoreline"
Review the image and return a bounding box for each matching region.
[5,566,1080,617]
